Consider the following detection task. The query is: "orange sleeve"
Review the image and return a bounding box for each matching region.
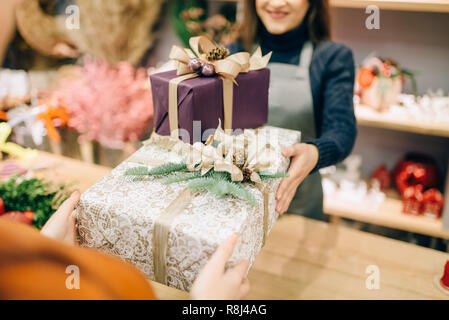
[0,219,157,300]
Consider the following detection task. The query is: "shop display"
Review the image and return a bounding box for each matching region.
[171,0,239,47]
[0,176,70,229]
[77,124,301,291]
[356,56,415,112]
[0,69,29,109]
[151,36,271,143]
[55,57,154,149]
[321,155,386,212]
[0,123,37,160]
[15,0,164,65]
[370,164,391,192]
[368,153,445,218]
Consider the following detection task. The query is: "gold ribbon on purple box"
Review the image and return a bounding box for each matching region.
[167,36,272,137]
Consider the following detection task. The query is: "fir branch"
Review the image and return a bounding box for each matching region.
[162,171,201,185]
[259,171,289,180]
[124,166,150,176]
[187,176,257,206]
[124,162,187,177]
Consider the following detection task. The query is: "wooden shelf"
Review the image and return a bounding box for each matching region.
[330,0,449,13]
[324,190,449,240]
[355,104,449,138]
[213,0,449,13]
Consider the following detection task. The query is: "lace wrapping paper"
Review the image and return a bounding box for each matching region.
[77,126,301,291]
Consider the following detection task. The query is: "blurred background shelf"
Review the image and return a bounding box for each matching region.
[324,190,449,240]
[355,104,449,138]
[213,0,449,13]
[331,0,449,13]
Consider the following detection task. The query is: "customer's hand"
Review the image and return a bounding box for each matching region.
[190,234,250,300]
[275,143,319,214]
[41,191,80,246]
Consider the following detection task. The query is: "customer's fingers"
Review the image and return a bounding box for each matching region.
[206,234,238,273]
[56,191,80,217]
[238,278,250,299]
[228,260,250,281]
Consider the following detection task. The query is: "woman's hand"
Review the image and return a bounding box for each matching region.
[275,143,319,215]
[41,191,80,246]
[190,234,250,300]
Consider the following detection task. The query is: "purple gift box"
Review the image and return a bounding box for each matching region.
[150,68,269,144]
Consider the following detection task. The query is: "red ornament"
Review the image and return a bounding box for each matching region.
[402,184,424,215]
[393,154,439,194]
[0,211,34,226]
[441,261,449,290]
[422,188,444,219]
[370,165,391,191]
[0,197,4,215]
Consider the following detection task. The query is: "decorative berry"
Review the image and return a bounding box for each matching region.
[201,63,215,77]
[188,58,202,72]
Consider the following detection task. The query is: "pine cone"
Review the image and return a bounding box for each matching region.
[206,47,229,61]
[242,167,252,182]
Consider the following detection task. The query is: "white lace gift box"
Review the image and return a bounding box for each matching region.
[77,126,301,291]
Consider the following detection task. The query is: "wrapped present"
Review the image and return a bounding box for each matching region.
[402,184,424,215]
[422,188,444,219]
[77,124,301,291]
[150,36,271,144]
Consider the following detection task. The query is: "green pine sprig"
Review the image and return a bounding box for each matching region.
[124,159,288,206]
[259,171,289,180]
[124,162,187,177]
[187,175,257,206]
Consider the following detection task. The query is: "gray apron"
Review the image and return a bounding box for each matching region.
[267,41,324,220]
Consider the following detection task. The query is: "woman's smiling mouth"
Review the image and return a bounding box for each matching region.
[266,9,289,20]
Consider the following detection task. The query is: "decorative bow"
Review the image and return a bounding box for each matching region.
[148,120,276,185]
[169,36,272,81]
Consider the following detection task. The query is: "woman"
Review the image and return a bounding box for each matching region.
[0,192,250,299]
[229,0,357,220]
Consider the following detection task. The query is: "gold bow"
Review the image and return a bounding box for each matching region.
[169,36,272,81]
[147,120,276,185]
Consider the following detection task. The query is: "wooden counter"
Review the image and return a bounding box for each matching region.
[8,152,449,299]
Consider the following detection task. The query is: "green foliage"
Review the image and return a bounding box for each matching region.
[259,171,290,180]
[124,159,289,207]
[187,175,257,206]
[170,0,208,46]
[125,162,187,177]
[0,176,70,229]
[163,171,201,185]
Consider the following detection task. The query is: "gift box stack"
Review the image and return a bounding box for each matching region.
[77,36,301,291]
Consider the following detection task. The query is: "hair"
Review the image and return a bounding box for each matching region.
[239,0,331,51]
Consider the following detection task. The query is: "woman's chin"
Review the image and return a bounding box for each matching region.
[264,24,293,35]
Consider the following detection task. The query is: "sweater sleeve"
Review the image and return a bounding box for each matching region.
[305,44,357,172]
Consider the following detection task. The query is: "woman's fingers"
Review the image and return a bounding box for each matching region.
[282,145,298,158]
